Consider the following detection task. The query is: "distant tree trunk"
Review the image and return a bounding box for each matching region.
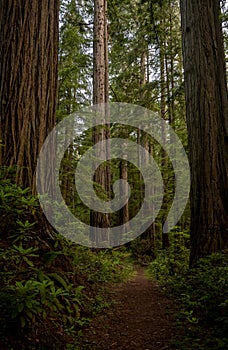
[139,50,155,255]
[0,0,59,194]
[160,38,170,250]
[91,0,110,245]
[119,157,130,231]
[180,0,228,265]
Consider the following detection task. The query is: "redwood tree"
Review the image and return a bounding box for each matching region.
[90,0,110,245]
[180,0,228,265]
[0,0,59,194]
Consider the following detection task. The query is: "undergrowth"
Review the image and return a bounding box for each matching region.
[0,169,134,349]
[147,236,228,350]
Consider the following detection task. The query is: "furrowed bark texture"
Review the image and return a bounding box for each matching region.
[91,0,110,245]
[180,0,228,265]
[0,0,59,193]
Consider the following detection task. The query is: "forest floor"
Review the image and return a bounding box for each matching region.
[78,266,180,350]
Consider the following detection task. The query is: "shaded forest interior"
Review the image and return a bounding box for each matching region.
[0,0,228,349]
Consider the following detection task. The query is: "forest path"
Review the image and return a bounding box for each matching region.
[79,267,178,349]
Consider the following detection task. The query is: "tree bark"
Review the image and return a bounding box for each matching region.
[180,0,228,265]
[160,35,170,250]
[119,158,130,231]
[0,0,59,194]
[91,0,110,245]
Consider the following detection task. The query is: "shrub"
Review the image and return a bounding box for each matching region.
[148,247,228,350]
[147,230,190,282]
[0,168,134,349]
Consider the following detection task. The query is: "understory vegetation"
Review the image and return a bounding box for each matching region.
[1,169,227,349]
[147,246,228,350]
[0,169,134,350]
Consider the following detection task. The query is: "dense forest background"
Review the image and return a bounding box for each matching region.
[0,0,227,349]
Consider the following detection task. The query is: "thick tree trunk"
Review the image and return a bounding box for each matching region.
[0,0,59,194]
[180,0,228,265]
[93,0,108,106]
[91,0,110,245]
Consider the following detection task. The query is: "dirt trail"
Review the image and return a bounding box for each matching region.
[80,267,178,349]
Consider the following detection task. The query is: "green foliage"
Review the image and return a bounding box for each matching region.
[0,169,134,349]
[148,248,228,350]
[0,273,85,344]
[58,0,92,122]
[130,238,155,265]
[172,252,228,350]
[147,230,190,281]
[0,167,38,240]
[72,245,134,284]
[0,176,84,348]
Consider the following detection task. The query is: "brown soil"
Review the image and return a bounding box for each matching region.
[79,267,179,350]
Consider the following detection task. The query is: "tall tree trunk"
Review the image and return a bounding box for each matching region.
[91,0,110,245]
[180,0,228,265]
[139,50,155,255]
[93,0,108,106]
[0,0,59,194]
[160,37,170,250]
